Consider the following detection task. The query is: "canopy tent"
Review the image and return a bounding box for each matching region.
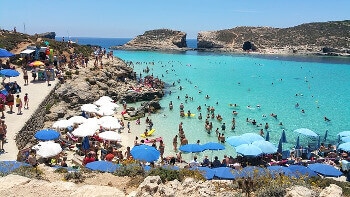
[20,49,35,55]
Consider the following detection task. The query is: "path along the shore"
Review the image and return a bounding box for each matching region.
[0,69,57,161]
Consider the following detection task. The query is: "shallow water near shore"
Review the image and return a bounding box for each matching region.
[114,49,350,161]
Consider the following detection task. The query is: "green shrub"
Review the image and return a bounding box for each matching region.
[114,164,145,177]
[54,167,68,173]
[148,167,180,183]
[64,172,84,183]
[12,166,44,179]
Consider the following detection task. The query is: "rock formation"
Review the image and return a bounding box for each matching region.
[111,29,188,51]
[197,20,350,55]
[37,32,56,39]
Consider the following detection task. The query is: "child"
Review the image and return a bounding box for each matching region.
[24,93,29,109]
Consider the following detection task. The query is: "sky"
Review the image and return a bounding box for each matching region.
[0,0,349,39]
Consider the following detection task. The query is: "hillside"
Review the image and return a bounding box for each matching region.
[197,20,350,55]
[111,29,188,51]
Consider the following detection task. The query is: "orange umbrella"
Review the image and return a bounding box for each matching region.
[29,61,45,67]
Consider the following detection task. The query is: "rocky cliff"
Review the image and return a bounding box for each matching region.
[111,29,187,51]
[37,32,56,39]
[197,20,350,55]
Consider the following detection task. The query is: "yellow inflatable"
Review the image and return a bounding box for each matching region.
[184,113,196,117]
[140,129,156,138]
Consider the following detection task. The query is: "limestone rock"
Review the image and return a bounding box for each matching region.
[111,29,188,51]
[136,176,162,196]
[70,185,125,197]
[285,185,316,197]
[0,174,31,191]
[319,184,342,197]
[37,32,56,39]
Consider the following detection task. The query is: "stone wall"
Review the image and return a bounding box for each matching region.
[15,83,60,150]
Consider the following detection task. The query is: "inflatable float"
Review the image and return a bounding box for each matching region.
[140,128,156,138]
[184,113,196,117]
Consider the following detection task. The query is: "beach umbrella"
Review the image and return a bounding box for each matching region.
[32,141,62,158]
[267,166,294,177]
[81,104,98,113]
[85,161,119,173]
[179,144,204,153]
[226,136,250,147]
[29,60,45,67]
[190,166,215,180]
[317,136,321,149]
[232,166,265,179]
[98,131,122,142]
[277,138,283,153]
[94,96,114,106]
[287,165,318,178]
[0,161,30,174]
[213,167,236,180]
[294,128,318,137]
[295,136,300,149]
[307,163,342,177]
[0,48,15,57]
[72,122,99,137]
[34,128,60,141]
[338,131,350,137]
[0,69,20,77]
[99,102,120,109]
[252,140,277,154]
[338,142,350,152]
[96,106,115,116]
[131,144,160,162]
[52,119,72,129]
[235,144,263,157]
[68,116,87,124]
[324,130,328,141]
[99,116,121,130]
[201,142,225,151]
[341,136,350,143]
[265,131,270,141]
[241,133,265,143]
[281,129,287,143]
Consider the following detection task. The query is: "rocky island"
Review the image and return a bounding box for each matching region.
[197,20,350,56]
[110,29,188,51]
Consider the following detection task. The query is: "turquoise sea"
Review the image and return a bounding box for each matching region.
[57,37,350,160]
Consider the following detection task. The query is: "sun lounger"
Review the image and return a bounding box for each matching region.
[66,132,79,143]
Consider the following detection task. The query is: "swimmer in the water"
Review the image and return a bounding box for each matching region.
[205,95,210,99]
[324,116,331,122]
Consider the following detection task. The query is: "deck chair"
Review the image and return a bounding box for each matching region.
[66,132,79,143]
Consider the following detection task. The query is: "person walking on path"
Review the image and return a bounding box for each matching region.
[23,68,29,85]
[24,93,29,109]
[0,99,5,119]
[15,95,22,115]
[6,92,14,113]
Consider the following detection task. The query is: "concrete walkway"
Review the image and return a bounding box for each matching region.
[0,69,57,161]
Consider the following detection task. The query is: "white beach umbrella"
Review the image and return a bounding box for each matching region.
[99,131,122,142]
[94,96,114,106]
[52,119,72,129]
[99,101,120,109]
[96,106,115,116]
[99,116,121,130]
[32,141,62,158]
[81,104,98,113]
[72,121,99,137]
[68,116,88,124]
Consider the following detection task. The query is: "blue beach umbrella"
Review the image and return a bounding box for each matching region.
[307,163,342,177]
[252,140,277,154]
[265,131,270,141]
[294,128,318,137]
[227,136,250,147]
[213,167,236,180]
[277,138,283,153]
[324,130,328,141]
[241,133,265,143]
[295,136,300,149]
[233,166,265,179]
[34,129,60,141]
[235,144,263,157]
[85,161,119,173]
[0,48,15,57]
[201,142,225,151]
[0,69,20,77]
[267,166,294,177]
[338,142,350,152]
[179,144,204,153]
[190,166,215,180]
[131,144,160,162]
[0,161,30,174]
[281,129,287,143]
[287,165,318,178]
[338,131,350,138]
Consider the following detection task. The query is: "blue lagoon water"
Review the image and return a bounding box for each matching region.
[114,50,350,159]
[56,37,350,159]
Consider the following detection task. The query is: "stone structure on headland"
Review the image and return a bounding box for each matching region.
[37,32,56,39]
[110,29,188,51]
[197,20,350,56]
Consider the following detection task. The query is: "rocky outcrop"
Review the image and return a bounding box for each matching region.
[111,29,188,51]
[37,32,56,39]
[285,185,316,197]
[197,20,350,55]
[319,184,342,197]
